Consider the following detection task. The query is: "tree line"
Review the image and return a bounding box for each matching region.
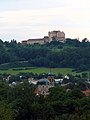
[0,38,90,71]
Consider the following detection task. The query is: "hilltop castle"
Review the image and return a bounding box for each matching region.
[22,30,65,44]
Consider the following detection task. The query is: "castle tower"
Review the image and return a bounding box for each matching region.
[48,30,65,42]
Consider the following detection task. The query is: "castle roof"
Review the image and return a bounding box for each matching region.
[28,38,44,41]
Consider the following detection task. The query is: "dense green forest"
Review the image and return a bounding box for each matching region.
[0,81,90,120]
[0,38,90,71]
[0,38,90,120]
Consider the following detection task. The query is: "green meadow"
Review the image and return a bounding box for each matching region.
[0,67,80,75]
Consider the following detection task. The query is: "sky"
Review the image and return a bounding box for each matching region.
[0,0,90,42]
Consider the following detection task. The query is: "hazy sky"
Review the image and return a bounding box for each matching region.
[0,0,90,42]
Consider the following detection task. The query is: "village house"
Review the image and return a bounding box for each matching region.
[82,90,90,96]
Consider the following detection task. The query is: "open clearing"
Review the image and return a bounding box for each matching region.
[0,67,76,75]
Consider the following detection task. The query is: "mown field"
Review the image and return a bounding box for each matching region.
[0,67,77,75]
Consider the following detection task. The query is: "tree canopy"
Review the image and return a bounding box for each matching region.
[0,39,90,71]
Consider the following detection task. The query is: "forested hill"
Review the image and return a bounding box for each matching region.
[0,38,90,71]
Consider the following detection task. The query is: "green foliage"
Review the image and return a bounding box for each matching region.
[0,82,9,100]
[0,101,14,120]
[0,39,90,71]
[0,39,90,119]
[0,67,74,75]
[0,80,90,120]
[0,82,14,120]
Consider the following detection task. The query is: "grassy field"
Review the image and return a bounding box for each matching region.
[0,67,79,75]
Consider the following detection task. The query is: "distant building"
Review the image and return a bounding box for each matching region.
[35,78,50,96]
[64,75,69,79]
[48,30,65,42]
[22,38,45,45]
[82,90,90,96]
[47,72,55,87]
[22,30,65,44]
[55,79,63,85]
[35,72,55,96]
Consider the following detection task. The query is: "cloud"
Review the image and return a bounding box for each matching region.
[0,0,90,41]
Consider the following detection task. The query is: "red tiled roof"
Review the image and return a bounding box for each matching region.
[82,90,90,96]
